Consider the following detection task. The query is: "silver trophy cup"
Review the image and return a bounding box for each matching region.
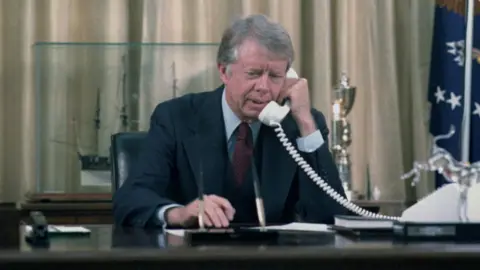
[331,73,356,200]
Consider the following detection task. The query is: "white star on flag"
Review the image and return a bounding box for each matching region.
[473,102,480,118]
[446,40,465,66]
[435,86,446,103]
[446,92,462,110]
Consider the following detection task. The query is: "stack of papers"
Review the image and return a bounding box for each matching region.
[333,215,393,229]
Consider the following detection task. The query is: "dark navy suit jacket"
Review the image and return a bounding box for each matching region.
[113,86,348,227]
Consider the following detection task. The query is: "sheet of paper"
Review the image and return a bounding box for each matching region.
[25,225,91,234]
[165,229,185,237]
[165,222,331,237]
[50,225,91,233]
[250,222,332,232]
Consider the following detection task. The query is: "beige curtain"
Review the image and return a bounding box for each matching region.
[0,0,435,203]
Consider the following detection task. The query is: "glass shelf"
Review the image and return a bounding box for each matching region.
[33,42,221,196]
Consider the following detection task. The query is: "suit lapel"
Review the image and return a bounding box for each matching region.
[182,87,228,197]
[258,116,298,220]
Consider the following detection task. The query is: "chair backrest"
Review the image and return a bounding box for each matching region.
[110,132,148,192]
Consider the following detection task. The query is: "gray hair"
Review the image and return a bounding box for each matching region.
[217,14,294,72]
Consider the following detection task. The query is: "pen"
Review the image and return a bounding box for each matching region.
[198,161,206,231]
[252,172,266,231]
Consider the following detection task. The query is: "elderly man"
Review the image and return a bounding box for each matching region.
[113,14,347,228]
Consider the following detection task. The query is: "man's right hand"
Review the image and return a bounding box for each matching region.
[165,195,235,228]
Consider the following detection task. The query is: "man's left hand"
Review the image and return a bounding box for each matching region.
[277,78,317,136]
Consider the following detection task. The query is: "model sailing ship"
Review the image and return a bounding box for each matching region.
[75,87,113,171]
[55,58,181,172]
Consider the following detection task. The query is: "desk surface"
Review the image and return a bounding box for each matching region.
[1,224,478,269]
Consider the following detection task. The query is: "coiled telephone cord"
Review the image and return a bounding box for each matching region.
[273,122,401,221]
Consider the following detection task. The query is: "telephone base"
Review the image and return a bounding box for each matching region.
[393,221,480,242]
[184,228,279,246]
[394,182,480,242]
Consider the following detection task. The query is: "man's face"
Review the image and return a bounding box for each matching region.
[218,39,289,121]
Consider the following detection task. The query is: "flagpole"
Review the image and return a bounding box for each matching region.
[462,0,475,163]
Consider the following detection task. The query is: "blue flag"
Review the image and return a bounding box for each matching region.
[428,0,480,188]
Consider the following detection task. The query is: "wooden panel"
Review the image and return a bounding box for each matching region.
[20,201,112,225]
[0,203,21,249]
[25,192,112,202]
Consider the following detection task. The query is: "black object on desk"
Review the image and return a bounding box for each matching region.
[393,221,480,242]
[331,225,393,240]
[184,228,279,246]
[331,216,480,243]
[25,211,50,248]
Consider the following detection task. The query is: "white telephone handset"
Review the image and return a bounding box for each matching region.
[258,68,400,221]
[258,68,296,126]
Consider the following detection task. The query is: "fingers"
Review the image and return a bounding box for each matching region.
[284,77,300,89]
[204,203,229,228]
[207,195,235,220]
[278,78,300,103]
[195,195,235,228]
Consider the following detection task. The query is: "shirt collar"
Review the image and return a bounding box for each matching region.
[221,87,261,142]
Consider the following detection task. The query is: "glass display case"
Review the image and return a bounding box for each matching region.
[33,42,221,197]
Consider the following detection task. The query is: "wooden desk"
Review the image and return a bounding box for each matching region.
[1,224,479,269]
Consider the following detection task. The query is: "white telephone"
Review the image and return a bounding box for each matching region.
[258,68,400,221]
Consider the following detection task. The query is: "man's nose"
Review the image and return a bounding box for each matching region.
[255,73,270,91]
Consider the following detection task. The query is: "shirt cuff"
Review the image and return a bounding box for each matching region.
[296,130,324,153]
[157,203,182,228]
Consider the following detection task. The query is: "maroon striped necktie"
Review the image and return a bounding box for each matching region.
[232,122,253,186]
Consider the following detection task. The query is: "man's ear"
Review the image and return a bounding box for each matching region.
[218,64,230,84]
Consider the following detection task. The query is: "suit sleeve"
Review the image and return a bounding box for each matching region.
[112,102,178,227]
[296,109,349,224]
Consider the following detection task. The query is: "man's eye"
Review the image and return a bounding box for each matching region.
[247,71,261,77]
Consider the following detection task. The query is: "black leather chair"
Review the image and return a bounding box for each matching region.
[110,132,148,192]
